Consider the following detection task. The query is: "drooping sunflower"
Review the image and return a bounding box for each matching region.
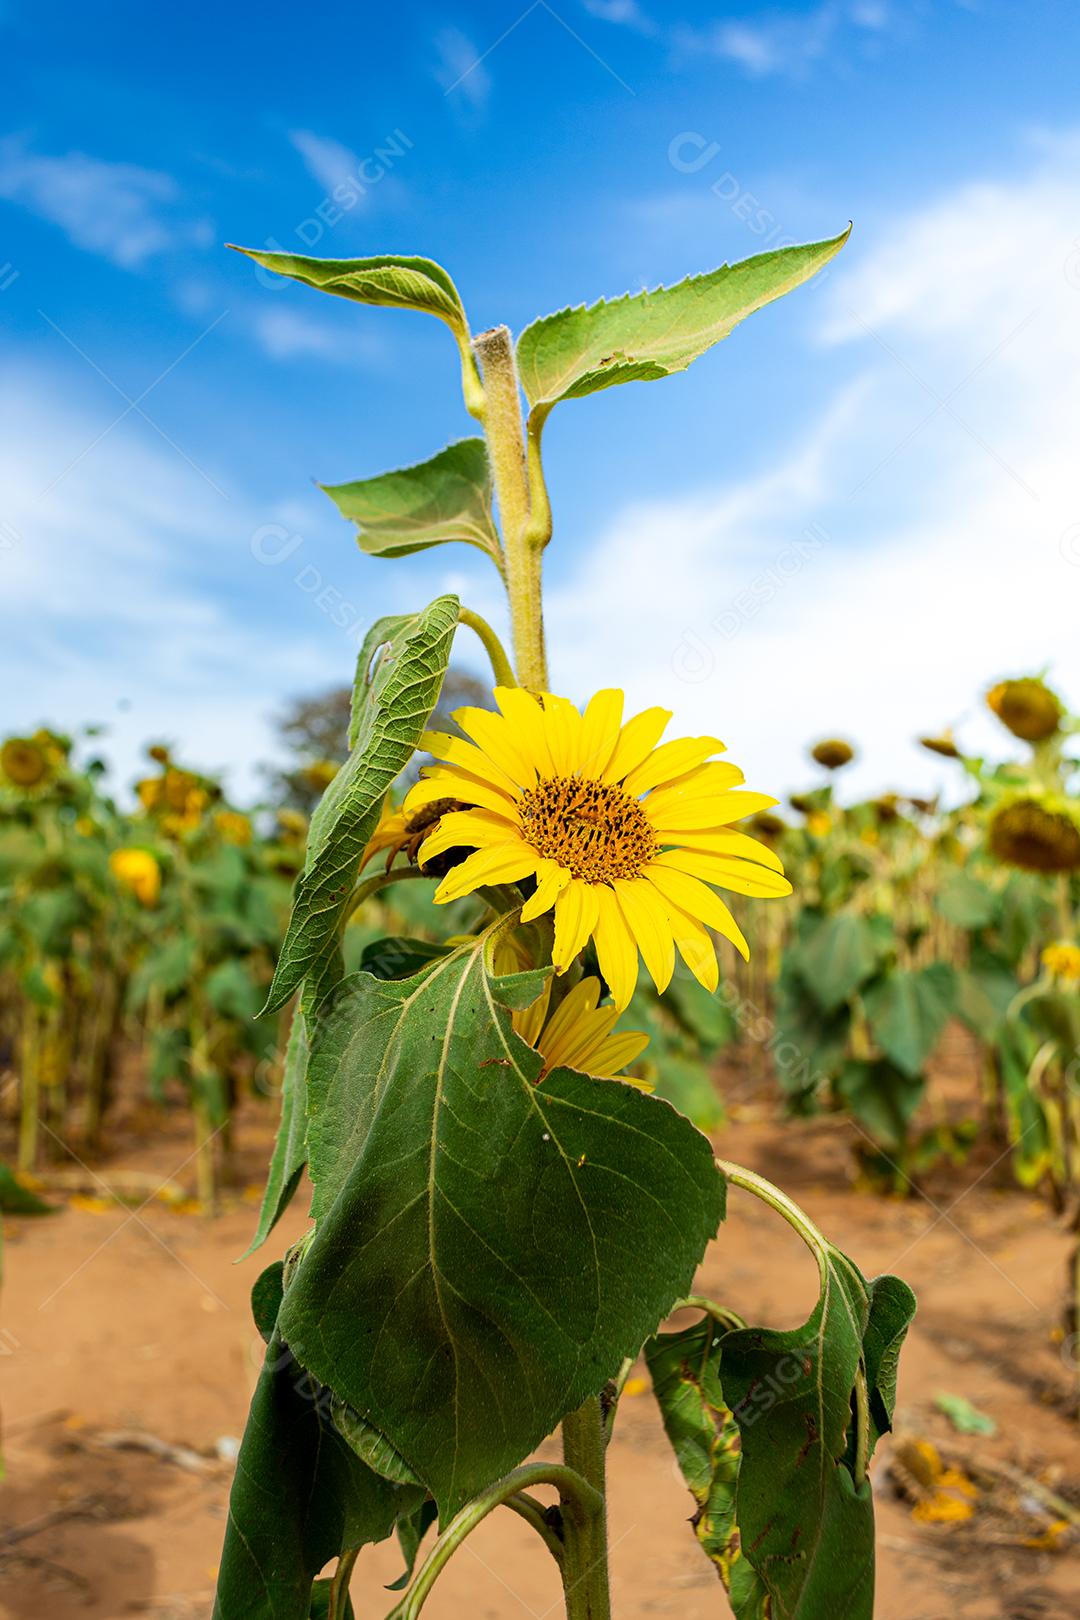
[988,795,1080,874]
[1,736,51,790]
[810,738,854,770]
[987,677,1062,743]
[920,732,960,759]
[404,687,791,1008]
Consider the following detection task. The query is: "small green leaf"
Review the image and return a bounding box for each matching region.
[516,230,849,418]
[229,247,468,334]
[934,1390,997,1436]
[243,1006,310,1259]
[936,872,999,931]
[387,1499,437,1592]
[264,595,459,1015]
[322,440,500,565]
[251,1260,286,1342]
[278,925,724,1519]
[863,964,956,1078]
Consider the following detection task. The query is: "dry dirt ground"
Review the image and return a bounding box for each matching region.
[2,1034,1079,1620]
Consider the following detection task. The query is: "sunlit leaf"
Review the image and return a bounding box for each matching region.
[322,439,500,565]
[229,247,468,334]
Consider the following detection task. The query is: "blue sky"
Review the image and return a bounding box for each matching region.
[3,0,1080,805]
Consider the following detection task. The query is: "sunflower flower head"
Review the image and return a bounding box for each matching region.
[987,677,1062,743]
[920,732,961,759]
[810,738,855,771]
[1,736,52,791]
[109,847,161,907]
[1042,942,1080,983]
[214,810,253,846]
[988,794,1080,874]
[403,687,791,1009]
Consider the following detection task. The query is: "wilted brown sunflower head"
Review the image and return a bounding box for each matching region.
[810,738,855,770]
[988,796,1080,874]
[920,733,960,759]
[986,677,1062,743]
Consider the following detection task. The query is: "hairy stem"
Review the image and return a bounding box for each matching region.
[560,1397,612,1620]
[388,1464,599,1619]
[472,325,548,691]
[458,607,517,689]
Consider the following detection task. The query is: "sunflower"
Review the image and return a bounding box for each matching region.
[1,736,51,790]
[987,677,1061,743]
[109,847,161,907]
[403,687,790,1008]
[514,976,650,1084]
[810,738,854,770]
[988,795,1080,874]
[1042,942,1080,983]
[920,732,960,759]
[214,810,253,846]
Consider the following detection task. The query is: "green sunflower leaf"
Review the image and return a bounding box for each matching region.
[322,439,500,565]
[516,230,849,419]
[228,247,468,335]
[648,1248,914,1619]
[212,1266,423,1620]
[277,924,724,1520]
[263,594,459,1016]
[863,963,957,1078]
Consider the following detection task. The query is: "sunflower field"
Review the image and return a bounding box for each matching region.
[3,232,1079,1620]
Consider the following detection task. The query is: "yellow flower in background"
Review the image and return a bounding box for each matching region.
[405,687,790,1008]
[1,736,51,789]
[215,810,253,846]
[136,776,163,810]
[989,795,1080,874]
[806,811,832,838]
[277,807,308,838]
[1042,942,1080,983]
[109,847,161,907]
[987,677,1062,743]
[301,759,340,794]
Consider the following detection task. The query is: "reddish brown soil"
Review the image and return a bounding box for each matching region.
[2,1034,1079,1619]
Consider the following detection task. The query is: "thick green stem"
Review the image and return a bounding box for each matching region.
[560,1397,612,1620]
[458,607,517,689]
[472,325,548,691]
[18,998,39,1173]
[388,1463,598,1619]
[327,1545,360,1620]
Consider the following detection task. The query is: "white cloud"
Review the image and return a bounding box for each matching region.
[0,134,211,269]
[248,306,384,366]
[0,366,350,801]
[287,128,363,197]
[677,1,902,79]
[433,26,492,111]
[583,0,656,32]
[545,129,1080,803]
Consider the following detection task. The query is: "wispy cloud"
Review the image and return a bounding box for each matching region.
[583,0,656,33]
[677,1,897,80]
[0,134,211,268]
[248,305,384,366]
[433,26,492,112]
[287,128,363,197]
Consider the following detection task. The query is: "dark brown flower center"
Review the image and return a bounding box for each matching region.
[518,775,657,883]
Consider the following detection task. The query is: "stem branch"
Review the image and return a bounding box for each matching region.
[458,607,517,689]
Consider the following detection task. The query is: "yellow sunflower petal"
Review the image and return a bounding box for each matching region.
[452,707,537,787]
[648,790,778,835]
[621,737,725,798]
[493,687,553,777]
[434,841,540,902]
[537,977,606,1064]
[404,769,518,820]
[419,731,521,797]
[520,857,572,922]
[602,707,673,785]
[552,880,601,972]
[654,849,792,898]
[642,865,750,960]
[578,688,624,777]
[676,828,785,873]
[663,901,720,993]
[542,694,585,777]
[417,809,518,862]
[593,885,639,1010]
[588,1030,651,1079]
[511,975,553,1047]
[612,878,675,994]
